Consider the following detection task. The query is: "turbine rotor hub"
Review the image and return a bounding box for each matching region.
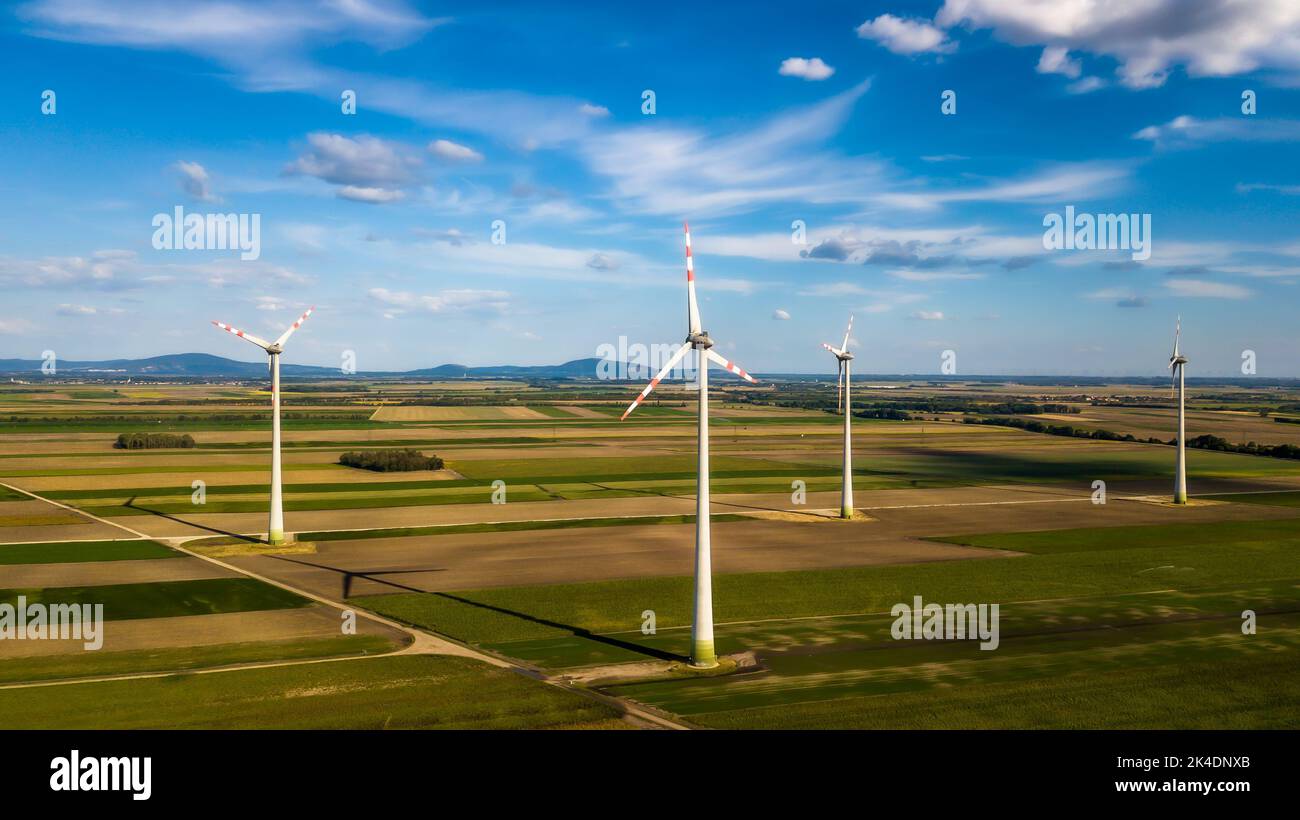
[688,331,713,349]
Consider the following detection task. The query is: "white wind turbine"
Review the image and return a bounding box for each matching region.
[822,315,855,519]
[620,222,758,668]
[1169,316,1188,504]
[212,306,315,545]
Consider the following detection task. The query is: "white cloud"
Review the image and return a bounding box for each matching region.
[1134,115,1300,146]
[578,103,610,117]
[337,185,405,204]
[368,287,510,314]
[174,160,218,202]
[874,162,1130,210]
[1066,76,1106,94]
[581,81,880,216]
[937,0,1300,89]
[427,139,483,162]
[1165,278,1253,299]
[772,308,791,320]
[285,133,419,202]
[1036,45,1081,78]
[779,57,835,80]
[856,14,955,55]
[55,303,102,315]
[910,310,945,320]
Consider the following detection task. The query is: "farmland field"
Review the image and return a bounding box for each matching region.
[1,377,1299,729]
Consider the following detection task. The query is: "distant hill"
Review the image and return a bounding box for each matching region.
[0,353,642,379]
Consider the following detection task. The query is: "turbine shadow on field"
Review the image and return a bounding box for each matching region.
[582,482,829,521]
[124,497,262,543]
[266,554,686,663]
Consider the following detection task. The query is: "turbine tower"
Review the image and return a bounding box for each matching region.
[1169,316,1188,504]
[212,306,314,545]
[822,315,855,519]
[621,223,757,668]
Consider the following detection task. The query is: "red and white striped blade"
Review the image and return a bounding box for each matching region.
[705,348,758,383]
[684,222,702,335]
[621,342,693,420]
[211,320,272,350]
[275,305,315,347]
[841,315,854,354]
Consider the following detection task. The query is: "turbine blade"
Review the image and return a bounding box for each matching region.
[705,348,758,383]
[621,342,692,420]
[821,342,844,356]
[212,321,272,350]
[276,305,315,347]
[685,222,702,335]
[841,314,854,354]
[1172,315,1181,359]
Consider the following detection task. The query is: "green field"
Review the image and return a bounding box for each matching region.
[0,539,177,565]
[358,516,1300,728]
[0,578,310,621]
[0,655,624,729]
[0,634,398,685]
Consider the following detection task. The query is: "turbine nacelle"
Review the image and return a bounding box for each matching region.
[687,331,714,349]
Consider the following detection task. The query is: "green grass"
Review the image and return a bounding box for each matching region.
[0,578,310,621]
[0,654,624,729]
[927,516,1300,555]
[0,539,178,565]
[0,485,25,501]
[361,527,1300,655]
[0,634,399,685]
[685,642,1300,729]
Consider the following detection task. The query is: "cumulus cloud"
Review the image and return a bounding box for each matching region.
[856,14,955,55]
[174,160,218,202]
[285,132,419,202]
[585,252,618,271]
[578,103,610,117]
[772,308,791,320]
[428,139,483,162]
[779,57,835,80]
[937,0,1300,88]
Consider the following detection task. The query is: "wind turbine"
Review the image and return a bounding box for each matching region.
[822,315,855,519]
[1169,316,1188,504]
[620,223,758,668]
[212,306,314,545]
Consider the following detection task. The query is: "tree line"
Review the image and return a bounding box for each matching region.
[339,449,444,472]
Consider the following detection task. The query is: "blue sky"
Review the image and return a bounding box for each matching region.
[1,0,1298,376]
